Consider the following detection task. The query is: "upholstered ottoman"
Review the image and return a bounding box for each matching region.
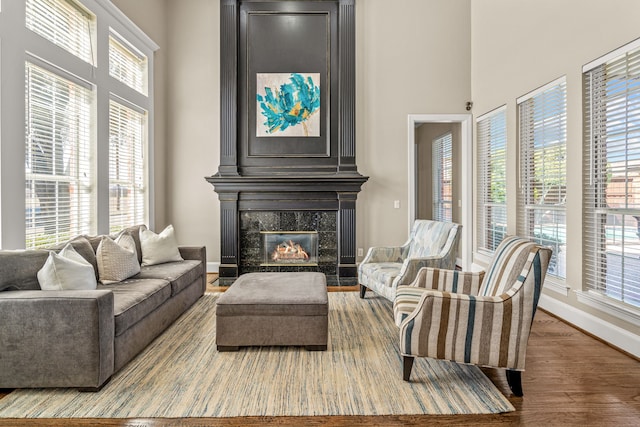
[216,272,328,351]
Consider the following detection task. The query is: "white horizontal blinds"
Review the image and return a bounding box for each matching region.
[109,33,148,95]
[518,79,567,279]
[476,108,507,253]
[432,132,453,222]
[26,0,95,65]
[584,43,640,307]
[109,100,147,233]
[25,62,94,248]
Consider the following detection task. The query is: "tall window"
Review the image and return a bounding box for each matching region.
[12,0,158,249]
[109,101,147,233]
[476,107,507,253]
[518,77,567,279]
[584,40,640,308]
[25,62,94,248]
[433,132,453,222]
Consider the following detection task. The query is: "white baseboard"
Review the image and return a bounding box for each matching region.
[207,262,220,273]
[538,293,640,358]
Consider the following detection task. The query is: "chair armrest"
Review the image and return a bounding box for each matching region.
[361,246,404,264]
[394,257,459,287]
[398,289,517,366]
[408,267,485,294]
[0,290,115,389]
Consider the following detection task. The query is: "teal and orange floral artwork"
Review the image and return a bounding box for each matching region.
[256,73,320,137]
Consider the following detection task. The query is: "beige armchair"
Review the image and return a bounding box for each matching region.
[358,220,461,301]
[393,236,551,396]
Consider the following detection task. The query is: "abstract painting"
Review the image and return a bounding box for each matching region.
[256,73,320,137]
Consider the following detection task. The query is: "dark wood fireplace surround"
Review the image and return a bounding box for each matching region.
[206,0,367,284]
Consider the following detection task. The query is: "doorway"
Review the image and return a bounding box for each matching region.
[408,114,472,270]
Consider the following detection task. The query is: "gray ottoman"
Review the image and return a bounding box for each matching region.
[216,272,328,351]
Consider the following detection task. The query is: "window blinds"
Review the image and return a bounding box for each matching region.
[432,132,453,222]
[109,33,148,95]
[518,77,567,279]
[25,62,94,248]
[26,0,95,65]
[109,100,147,233]
[476,108,507,253]
[584,42,640,307]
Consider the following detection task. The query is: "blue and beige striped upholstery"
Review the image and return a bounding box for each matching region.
[393,236,551,371]
[358,220,462,301]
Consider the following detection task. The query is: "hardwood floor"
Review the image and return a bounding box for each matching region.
[1,275,639,426]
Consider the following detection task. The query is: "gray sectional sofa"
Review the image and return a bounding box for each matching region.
[0,225,206,391]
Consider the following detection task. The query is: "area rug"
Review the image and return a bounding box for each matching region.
[0,292,514,418]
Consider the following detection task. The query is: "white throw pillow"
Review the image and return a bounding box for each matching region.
[37,244,98,291]
[96,233,141,284]
[139,224,183,266]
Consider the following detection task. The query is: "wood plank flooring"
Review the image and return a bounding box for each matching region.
[1,274,639,426]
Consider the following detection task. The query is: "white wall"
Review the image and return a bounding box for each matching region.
[355,0,471,251]
[471,0,640,343]
[113,0,220,265]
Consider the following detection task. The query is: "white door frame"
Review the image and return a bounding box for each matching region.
[408,114,473,270]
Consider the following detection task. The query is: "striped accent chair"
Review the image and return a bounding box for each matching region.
[358,220,461,301]
[393,236,551,396]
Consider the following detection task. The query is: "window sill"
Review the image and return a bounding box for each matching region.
[543,275,570,297]
[575,290,640,326]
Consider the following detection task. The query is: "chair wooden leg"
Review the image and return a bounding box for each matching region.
[506,369,523,397]
[359,284,367,298]
[403,356,415,381]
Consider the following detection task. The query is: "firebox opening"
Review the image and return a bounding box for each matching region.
[261,231,319,266]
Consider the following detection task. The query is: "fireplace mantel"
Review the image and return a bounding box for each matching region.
[207,0,367,284]
[207,174,368,194]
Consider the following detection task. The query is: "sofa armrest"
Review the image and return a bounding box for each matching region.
[179,246,207,292]
[0,290,114,389]
[179,246,206,263]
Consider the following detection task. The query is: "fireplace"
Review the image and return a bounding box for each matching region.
[262,231,318,265]
[207,0,367,286]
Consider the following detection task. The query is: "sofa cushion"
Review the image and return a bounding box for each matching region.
[115,225,146,264]
[0,250,50,291]
[96,234,141,285]
[49,236,99,280]
[99,278,171,336]
[134,260,203,296]
[37,244,97,291]
[359,262,402,288]
[139,225,183,266]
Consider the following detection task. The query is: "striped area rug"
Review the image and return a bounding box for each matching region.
[0,292,514,418]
